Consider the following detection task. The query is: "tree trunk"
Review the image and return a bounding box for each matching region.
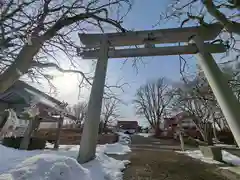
[103,120,108,134]
[203,0,240,35]
[0,39,42,93]
[154,125,161,137]
[54,117,63,149]
[204,122,213,145]
[20,116,39,150]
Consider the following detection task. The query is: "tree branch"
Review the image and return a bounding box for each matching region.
[203,0,240,35]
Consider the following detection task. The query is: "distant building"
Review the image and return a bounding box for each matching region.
[160,112,200,138]
[117,121,139,134]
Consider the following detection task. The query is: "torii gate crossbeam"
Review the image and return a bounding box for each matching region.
[77,23,240,163]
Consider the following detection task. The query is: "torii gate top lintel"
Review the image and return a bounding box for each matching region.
[78,23,225,59]
[79,23,223,48]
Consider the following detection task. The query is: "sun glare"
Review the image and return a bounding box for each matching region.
[51,73,90,104]
[52,73,80,96]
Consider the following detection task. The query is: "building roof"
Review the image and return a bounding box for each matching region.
[0,80,76,121]
[0,81,61,105]
[117,121,138,129]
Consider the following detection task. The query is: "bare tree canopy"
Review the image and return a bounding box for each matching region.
[0,0,132,92]
[67,101,87,125]
[100,97,120,132]
[172,62,240,143]
[159,0,240,35]
[133,78,174,135]
[172,72,217,143]
[158,0,240,71]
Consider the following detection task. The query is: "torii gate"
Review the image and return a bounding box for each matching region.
[77,23,240,163]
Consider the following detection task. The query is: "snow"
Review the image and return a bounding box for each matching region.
[222,150,240,166]
[0,154,91,180]
[137,133,153,138]
[116,132,131,145]
[176,150,222,164]
[116,132,129,138]
[214,144,237,148]
[45,142,131,155]
[177,149,240,166]
[103,143,131,155]
[0,142,130,180]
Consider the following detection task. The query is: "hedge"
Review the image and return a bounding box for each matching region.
[2,137,46,150]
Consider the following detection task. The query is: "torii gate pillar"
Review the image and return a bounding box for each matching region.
[77,39,109,163]
[191,36,240,146]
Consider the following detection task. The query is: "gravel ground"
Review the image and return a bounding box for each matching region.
[123,149,231,180]
[123,135,234,180]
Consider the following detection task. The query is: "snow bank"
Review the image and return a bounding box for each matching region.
[84,153,129,180]
[0,143,130,180]
[0,145,47,173]
[116,132,131,145]
[137,133,153,138]
[176,150,221,164]
[103,143,131,155]
[45,143,78,151]
[46,143,131,155]
[214,144,237,148]
[222,150,240,166]
[0,154,91,180]
[176,150,240,166]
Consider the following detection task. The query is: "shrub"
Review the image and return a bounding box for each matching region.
[2,137,46,150]
[217,129,236,145]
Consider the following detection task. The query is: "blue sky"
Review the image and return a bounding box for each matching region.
[31,0,235,127]
[38,0,201,127]
[105,0,197,126]
[34,0,230,127]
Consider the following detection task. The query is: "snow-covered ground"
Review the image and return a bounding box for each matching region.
[0,142,131,180]
[45,142,131,155]
[116,132,131,145]
[177,150,240,166]
[137,133,153,138]
[103,143,131,155]
[214,144,237,148]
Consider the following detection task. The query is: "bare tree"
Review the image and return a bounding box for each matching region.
[172,75,215,144]
[172,63,240,144]
[68,101,87,126]
[159,0,239,35]
[100,97,120,133]
[0,0,132,92]
[157,0,240,79]
[133,78,174,136]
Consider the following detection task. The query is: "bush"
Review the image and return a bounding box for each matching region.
[182,136,208,147]
[2,137,46,150]
[217,129,236,145]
